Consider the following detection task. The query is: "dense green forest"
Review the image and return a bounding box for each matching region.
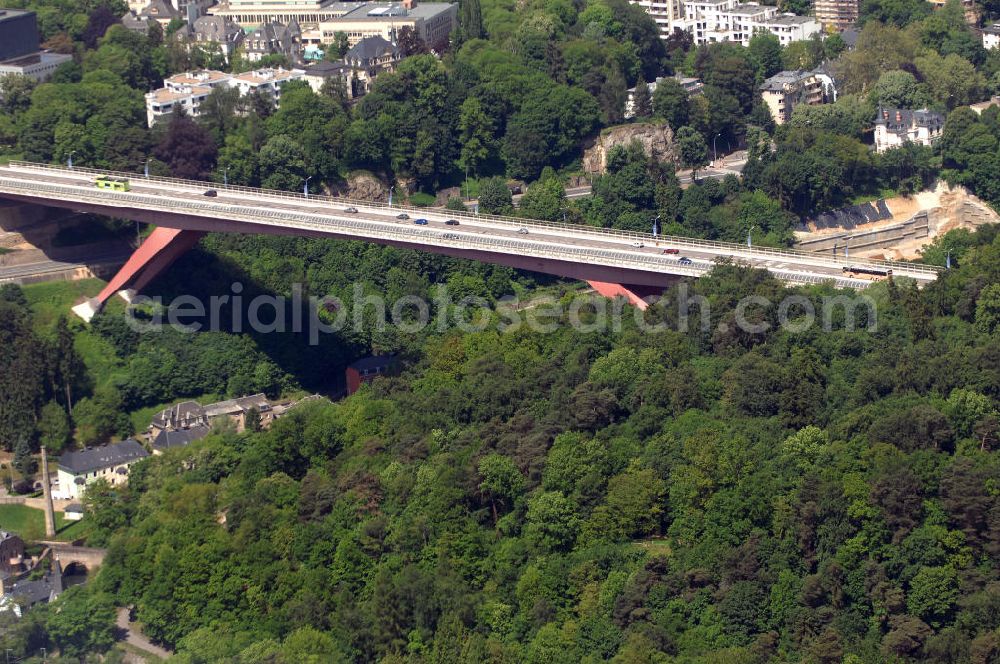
[2,223,996,662]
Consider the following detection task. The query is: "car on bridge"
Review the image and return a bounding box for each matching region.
[445,219,460,226]
[679,256,692,265]
[414,218,428,225]
[204,189,218,197]
[396,213,410,220]
[344,207,358,213]
[632,242,644,248]
[662,248,679,254]
[517,228,529,234]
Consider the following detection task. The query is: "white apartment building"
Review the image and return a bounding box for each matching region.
[873,108,945,153]
[631,0,820,46]
[758,14,820,46]
[984,24,1000,50]
[630,0,684,40]
[145,67,305,126]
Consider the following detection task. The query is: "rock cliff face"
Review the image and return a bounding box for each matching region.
[582,122,678,174]
[344,172,387,201]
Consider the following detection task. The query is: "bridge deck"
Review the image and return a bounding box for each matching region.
[0,162,942,294]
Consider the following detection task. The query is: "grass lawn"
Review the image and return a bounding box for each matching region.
[0,504,93,542]
[22,279,127,389]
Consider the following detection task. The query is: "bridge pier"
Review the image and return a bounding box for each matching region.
[587,281,665,309]
[72,227,204,322]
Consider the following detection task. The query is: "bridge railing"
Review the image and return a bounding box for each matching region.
[6,160,944,277]
[0,177,899,289]
[0,177,711,279]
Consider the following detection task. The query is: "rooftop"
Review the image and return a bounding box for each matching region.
[305,59,351,75]
[231,67,304,83]
[202,393,270,418]
[348,354,397,372]
[340,1,455,19]
[761,70,814,91]
[763,13,816,24]
[166,69,232,86]
[58,439,150,475]
[152,425,211,451]
[984,23,1000,34]
[147,85,213,103]
[0,8,31,21]
[875,107,945,131]
[345,35,400,61]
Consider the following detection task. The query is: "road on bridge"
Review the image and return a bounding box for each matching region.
[0,162,940,309]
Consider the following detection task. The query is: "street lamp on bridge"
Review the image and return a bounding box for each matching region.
[303,176,313,198]
[67,151,76,170]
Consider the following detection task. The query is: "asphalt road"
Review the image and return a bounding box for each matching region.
[0,164,939,289]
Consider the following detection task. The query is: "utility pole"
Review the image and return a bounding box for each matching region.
[41,447,56,539]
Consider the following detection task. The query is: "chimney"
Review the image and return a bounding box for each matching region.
[41,447,56,539]
[895,110,902,123]
[882,109,888,119]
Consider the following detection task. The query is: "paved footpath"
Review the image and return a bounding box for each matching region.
[116,607,172,661]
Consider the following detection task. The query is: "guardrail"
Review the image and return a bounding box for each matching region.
[5,161,943,277]
[0,178,713,279]
[0,177,896,289]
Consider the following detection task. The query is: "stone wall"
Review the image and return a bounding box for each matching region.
[582,122,678,174]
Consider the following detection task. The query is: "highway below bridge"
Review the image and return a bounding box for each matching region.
[0,161,942,319]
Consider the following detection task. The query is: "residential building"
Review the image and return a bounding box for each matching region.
[0,9,72,81]
[760,70,825,125]
[53,440,150,500]
[137,0,182,25]
[245,19,303,62]
[344,35,401,92]
[63,504,84,521]
[121,10,158,33]
[814,0,858,31]
[302,59,355,97]
[174,15,247,60]
[0,532,24,578]
[317,0,457,48]
[927,0,976,22]
[0,570,62,617]
[984,23,1000,50]
[149,393,273,434]
[970,96,1000,115]
[629,0,684,40]
[145,67,305,126]
[758,14,821,46]
[624,74,703,119]
[151,425,211,454]
[203,394,273,431]
[346,355,397,394]
[873,107,945,153]
[681,0,819,46]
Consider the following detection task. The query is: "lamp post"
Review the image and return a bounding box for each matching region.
[946,249,951,269]
[388,185,394,207]
[747,225,755,266]
[67,150,76,170]
[652,214,661,237]
[712,134,720,166]
[845,236,851,259]
[304,176,312,198]
[144,157,151,179]
[223,166,228,186]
